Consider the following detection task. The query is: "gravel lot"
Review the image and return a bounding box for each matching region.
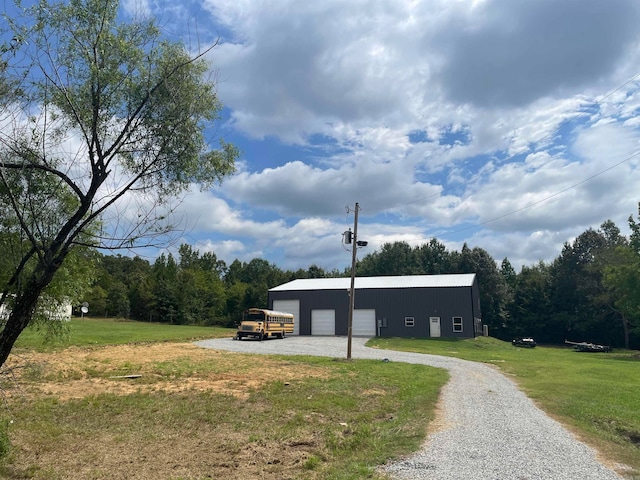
[195,336,625,480]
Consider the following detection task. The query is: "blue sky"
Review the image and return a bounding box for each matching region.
[119,0,640,272]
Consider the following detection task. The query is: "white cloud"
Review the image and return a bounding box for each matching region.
[195,239,256,264]
[572,121,640,166]
[208,0,439,141]
[178,191,287,238]
[110,0,640,271]
[433,0,640,108]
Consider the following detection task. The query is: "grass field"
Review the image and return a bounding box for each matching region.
[13,318,230,351]
[368,336,640,476]
[3,320,639,478]
[0,319,448,479]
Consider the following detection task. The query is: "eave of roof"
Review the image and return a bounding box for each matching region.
[269,273,476,292]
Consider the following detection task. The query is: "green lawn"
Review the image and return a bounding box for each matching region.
[13,317,232,351]
[2,319,448,479]
[368,336,640,475]
[5,321,639,478]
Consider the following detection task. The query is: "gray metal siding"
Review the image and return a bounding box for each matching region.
[268,277,482,339]
[359,286,475,338]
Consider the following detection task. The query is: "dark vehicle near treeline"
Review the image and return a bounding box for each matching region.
[512,337,537,348]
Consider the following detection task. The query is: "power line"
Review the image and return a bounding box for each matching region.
[366,71,640,217]
[437,149,640,238]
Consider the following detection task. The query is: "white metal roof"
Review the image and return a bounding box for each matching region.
[269,273,476,292]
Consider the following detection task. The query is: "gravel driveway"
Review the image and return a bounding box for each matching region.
[194,336,625,480]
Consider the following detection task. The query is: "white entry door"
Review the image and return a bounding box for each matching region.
[429,317,441,338]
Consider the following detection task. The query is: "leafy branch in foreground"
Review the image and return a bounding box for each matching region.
[0,0,238,367]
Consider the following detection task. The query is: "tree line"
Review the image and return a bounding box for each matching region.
[84,208,640,350]
[86,244,341,327]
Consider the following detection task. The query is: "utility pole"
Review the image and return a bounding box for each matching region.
[347,202,360,360]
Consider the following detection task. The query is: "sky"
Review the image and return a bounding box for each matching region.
[120,0,640,273]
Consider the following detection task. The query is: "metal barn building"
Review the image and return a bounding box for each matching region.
[268,273,482,338]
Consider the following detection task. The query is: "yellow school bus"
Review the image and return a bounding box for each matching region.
[236,308,294,340]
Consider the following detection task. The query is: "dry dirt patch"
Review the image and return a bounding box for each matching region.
[1,343,334,480]
[5,342,323,400]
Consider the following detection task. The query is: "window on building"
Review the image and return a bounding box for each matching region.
[453,316,463,332]
[405,316,415,327]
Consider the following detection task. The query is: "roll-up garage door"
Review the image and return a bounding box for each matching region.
[353,309,376,336]
[272,300,300,335]
[311,309,335,336]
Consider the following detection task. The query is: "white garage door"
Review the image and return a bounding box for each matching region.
[311,309,335,336]
[353,309,376,336]
[272,300,300,335]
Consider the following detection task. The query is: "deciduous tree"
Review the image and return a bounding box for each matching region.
[0,0,237,367]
